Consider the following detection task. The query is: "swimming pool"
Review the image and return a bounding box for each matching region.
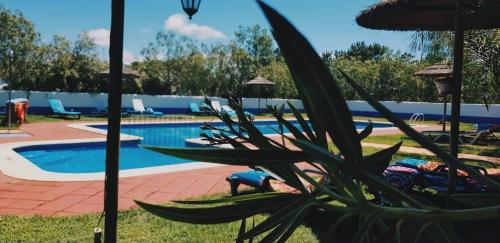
[15,120,393,174]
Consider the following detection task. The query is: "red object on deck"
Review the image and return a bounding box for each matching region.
[15,103,25,124]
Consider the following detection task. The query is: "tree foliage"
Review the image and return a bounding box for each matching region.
[0,6,498,104]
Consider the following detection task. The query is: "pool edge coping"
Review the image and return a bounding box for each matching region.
[0,119,405,182]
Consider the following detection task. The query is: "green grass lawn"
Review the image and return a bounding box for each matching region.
[0,193,316,242]
[0,149,479,242]
[363,133,500,158]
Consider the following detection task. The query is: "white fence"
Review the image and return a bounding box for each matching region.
[1,90,499,123]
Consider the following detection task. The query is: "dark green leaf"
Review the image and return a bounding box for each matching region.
[374,220,422,243]
[410,222,433,243]
[143,146,310,166]
[277,203,312,242]
[450,194,500,207]
[358,120,373,141]
[236,218,246,243]
[287,101,316,142]
[353,210,384,243]
[258,0,361,163]
[322,213,355,242]
[274,113,308,141]
[291,139,424,207]
[259,202,313,243]
[135,194,301,224]
[174,192,293,205]
[237,198,308,240]
[362,142,402,175]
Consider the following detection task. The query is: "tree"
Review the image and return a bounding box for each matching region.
[72,33,105,92]
[0,6,39,93]
[409,30,500,104]
[335,41,390,61]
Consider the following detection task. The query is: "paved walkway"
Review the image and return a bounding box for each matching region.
[0,121,247,216]
[0,121,497,216]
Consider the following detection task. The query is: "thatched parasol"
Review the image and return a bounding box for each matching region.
[356,0,500,193]
[414,61,453,132]
[245,76,275,114]
[357,0,500,31]
[414,62,453,78]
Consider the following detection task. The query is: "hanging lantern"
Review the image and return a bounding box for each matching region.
[181,0,201,19]
[434,77,452,97]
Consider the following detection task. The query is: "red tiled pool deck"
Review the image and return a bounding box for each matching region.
[2,121,496,216]
[0,121,246,216]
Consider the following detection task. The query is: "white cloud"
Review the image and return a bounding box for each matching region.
[86,28,110,46]
[123,50,142,65]
[140,28,151,33]
[164,14,226,40]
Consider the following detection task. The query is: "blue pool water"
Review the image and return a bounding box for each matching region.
[16,120,392,173]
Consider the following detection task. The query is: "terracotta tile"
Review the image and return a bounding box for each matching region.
[19,209,55,216]
[64,203,103,213]
[35,195,88,211]
[69,187,102,196]
[121,190,153,200]
[4,185,54,193]
[81,195,104,205]
[144,192,178,204]
[0,198,18,207]
[118,197,139,210]
[0,208,27,215]
[6,200,45,210]
[0,191,62,201]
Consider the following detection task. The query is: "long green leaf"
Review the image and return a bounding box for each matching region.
[237,198,308,240]
[353,210,384,243]
[374,221,422,243]
[173,192,294,205]
[410,222,433,243]
[259,202,313,243]
[274,114,308,141]
[450,194,500,207]
[287,101,316,142]
[134,194,298,225]
[291,139,425,208]
[143,146,310,166]
[362,142,402,176]
[277,203,313,242]
[339,69,500,191]
[258,0,361,163]
[322,213,355,242]
[358,120,373,141]
[236,218,246,243]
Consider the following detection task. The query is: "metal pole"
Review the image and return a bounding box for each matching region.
[442,96,447,132]
[7,51,13,134]
[104,0,124,241]
[448,0,465,194]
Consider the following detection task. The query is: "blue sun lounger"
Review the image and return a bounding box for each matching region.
[226,169,273,195]
[188,102,210,116]
[47,99,81,119]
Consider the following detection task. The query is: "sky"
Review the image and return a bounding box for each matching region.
[1,0,417,64]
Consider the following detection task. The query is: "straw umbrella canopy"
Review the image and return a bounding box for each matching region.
[356,0,500,193]
[356,0,500,31]
[414,62,453,78]
[414,61,453,132]
[245,75,275,114]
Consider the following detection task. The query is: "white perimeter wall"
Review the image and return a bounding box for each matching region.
[1,90,499,120]
[0,90,302,111]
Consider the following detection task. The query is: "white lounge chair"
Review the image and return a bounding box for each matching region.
[129,99,163,116]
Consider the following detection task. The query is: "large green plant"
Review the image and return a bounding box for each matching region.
[136,1,500,242]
